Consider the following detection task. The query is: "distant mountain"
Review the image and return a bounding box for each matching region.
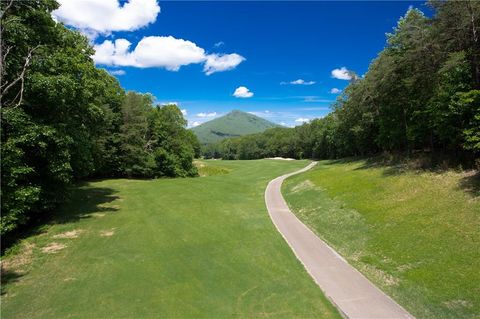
[191,110,281,144]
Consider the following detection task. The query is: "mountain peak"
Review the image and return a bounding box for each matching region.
[226,109,247,116]
[191,110,280,144]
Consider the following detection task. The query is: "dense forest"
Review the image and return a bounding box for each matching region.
[0,1,199,237]
[204,1,480,165]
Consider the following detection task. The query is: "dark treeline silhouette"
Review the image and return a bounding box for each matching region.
[1,1,200,237]
[204,1,479,165]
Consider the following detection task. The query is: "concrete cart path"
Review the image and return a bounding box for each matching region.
[264,162,415,319]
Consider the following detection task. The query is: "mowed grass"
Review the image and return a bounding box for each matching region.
[1,160,341,319]
[283,159,480,319]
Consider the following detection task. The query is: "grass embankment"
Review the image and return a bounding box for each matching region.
[283,159,480,319]
[1,160,341,319]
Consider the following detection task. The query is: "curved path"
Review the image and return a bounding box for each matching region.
[265,162,415,319]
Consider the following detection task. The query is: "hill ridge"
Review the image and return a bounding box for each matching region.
[191,110,280,144]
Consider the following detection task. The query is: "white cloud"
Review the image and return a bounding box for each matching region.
[291,79,316,85]
[204,53,245,75]
[281,79,315,85]
[233,86,253,98]
[295,118,311,123]
[189,121,201,127]
[181,109,187,116]
[93,36,244,75]
[214,41,225,47]
[197,112,217,118]
[109,69,126,76]
[93,37,204,70]
[330,88,341,94]
[52,0,160,36]
[302,96,334,103]
[331,67,352,80]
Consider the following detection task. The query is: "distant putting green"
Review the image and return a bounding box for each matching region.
[1,160,341,318]
[283,159,480,319]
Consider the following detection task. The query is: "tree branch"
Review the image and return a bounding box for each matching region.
[0,0,14,20]
[0,45,41,107]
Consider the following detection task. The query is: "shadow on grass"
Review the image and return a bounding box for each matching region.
[53,183,120,224]
[328,155,460,176]
[322,155,480,196]
[0,268,24,295]
[2,183,120,254]
[1,183,120,296]
[458,171,480,197]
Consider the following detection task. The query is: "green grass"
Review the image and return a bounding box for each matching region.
[1,160,341,319]
[194,160,231,177]
[283,159,480,319]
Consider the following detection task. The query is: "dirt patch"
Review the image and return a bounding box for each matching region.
[41,242,67,254]
[53,229,82,239]
[1,242,35,272]
[100,229,115,237]
[90,213,106,218]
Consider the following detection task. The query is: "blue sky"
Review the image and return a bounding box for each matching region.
[53,1,430,127]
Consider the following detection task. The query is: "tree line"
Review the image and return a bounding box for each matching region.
[204,1,480,165]
[1,1,199,237]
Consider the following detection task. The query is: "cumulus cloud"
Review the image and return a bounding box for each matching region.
[181,109,187,116]
[108,69,126,76]
[92,36,244,75]
[295,118,311,123]
[330,88,341,94]
[52,0,160,36]
[214,41,225,48]
[331,67,353,80]
[204,53,245,75]
[197,112,217,118]
[93,37,204,70]
[281,79,315,85]
[233,86,254,98]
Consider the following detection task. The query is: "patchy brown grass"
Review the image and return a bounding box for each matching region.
[1,242,35,274]
[41,243,66,254]
[100,229,115,237]
[53,229,83,239]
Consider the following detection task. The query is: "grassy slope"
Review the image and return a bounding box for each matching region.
[283,159,480,319]
[2,160,341,319]
[191,110,280,144]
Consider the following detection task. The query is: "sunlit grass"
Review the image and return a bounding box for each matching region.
[2,160,341,319]
[283,159,480,319]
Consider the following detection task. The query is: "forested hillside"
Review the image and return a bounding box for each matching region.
[191,110,280,144]
[0,1,199,239]
[205,2,480,164]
